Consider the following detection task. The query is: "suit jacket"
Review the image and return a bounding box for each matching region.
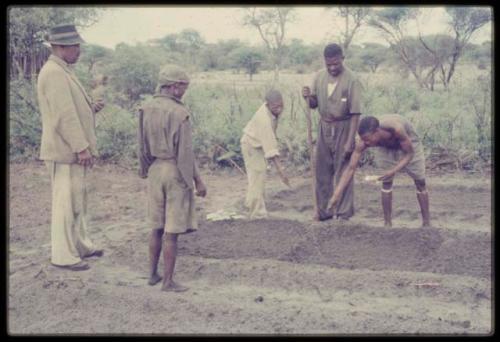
[37,55,97,163]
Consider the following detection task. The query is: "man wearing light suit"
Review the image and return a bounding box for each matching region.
[37,24,105,271]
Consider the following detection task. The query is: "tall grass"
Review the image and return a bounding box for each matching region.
[9,66,491,172]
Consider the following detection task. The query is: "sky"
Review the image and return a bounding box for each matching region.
[79,6,492,49]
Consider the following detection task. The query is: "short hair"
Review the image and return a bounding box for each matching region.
[358,116,379,135]
[324,43,343,58]
[265,89,283,103]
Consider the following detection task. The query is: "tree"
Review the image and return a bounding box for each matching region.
[327,7,371,53]
[151,29,206,68]
[370,7,491,90]
[8,6,102,79]
[216,39,246,70]
[368,8,428,88]
[359,42,388,73]
[413,34,456,90]
[200,39,247,71]
[463,41,491,69]
[177,29,206,66]
[200,43,219,71]
[343,43,366,72]
[417,7,491,89]
[229,47,264,81]
[79,43,113,74]
[243,7,295,81]
[105,43,163,108]
[285,38,317,68]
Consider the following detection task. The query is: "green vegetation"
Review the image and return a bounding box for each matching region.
[8,7,492,173]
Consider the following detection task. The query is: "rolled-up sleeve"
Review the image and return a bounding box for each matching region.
[46,71,89,153]
[244,105,280,159]
[260,120,280,159]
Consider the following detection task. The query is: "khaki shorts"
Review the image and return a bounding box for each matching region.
[374,142,426,181]
[147,159,197,234]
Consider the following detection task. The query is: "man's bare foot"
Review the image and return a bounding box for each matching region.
[384,222,392,228]
[421,222,432,228]
[161,281,189,292]
[313,213,320,221]
[148,274,162,286]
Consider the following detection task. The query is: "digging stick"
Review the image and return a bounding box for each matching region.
[304,97,318,216]
[215,144,246,176]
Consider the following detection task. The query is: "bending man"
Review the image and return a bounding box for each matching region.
[240,89,290,219]
[328,114,431,228]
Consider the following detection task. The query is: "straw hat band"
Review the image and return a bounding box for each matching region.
[49,31,81,40]
[45,24,85,45]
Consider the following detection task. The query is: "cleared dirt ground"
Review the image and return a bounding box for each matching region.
[8,161,492,335]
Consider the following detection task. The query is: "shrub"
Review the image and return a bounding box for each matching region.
[9,79,41,159]
[95,104,138,167]
[9,66,490,172]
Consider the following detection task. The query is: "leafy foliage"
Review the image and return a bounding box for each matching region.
[8,9,492,172]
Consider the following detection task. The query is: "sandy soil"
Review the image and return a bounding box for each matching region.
[8,161,492,335]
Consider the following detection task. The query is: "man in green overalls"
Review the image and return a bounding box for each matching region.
[302,43,363,221]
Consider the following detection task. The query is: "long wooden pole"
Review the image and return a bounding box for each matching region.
[215,144,246,176]
[304,97,318,216]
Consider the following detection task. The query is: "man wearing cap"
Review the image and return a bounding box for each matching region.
[37,24,105,271]
[138,64,207,292]
[302,43,363,222]
[240,89,290,219]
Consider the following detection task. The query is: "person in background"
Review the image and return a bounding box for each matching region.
[240,89,290,219]
[138,64,207,292]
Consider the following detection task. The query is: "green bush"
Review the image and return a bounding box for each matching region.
[95,104,138,166]
[9,66,491,172]
[182,80,317,169]
[9,79,41,159]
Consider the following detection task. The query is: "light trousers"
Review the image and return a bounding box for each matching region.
[241,139,268,219]
[46,161,97,266]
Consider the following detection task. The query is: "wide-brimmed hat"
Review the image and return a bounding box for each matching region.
[45,24,85,46]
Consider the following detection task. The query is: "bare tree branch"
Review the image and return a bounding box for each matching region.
[242,7,294,81]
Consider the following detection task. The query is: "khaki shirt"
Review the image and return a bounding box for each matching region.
[37,55,97,163]
[241,103,280,159]
[311,66,362,121]
[138,94,196,189]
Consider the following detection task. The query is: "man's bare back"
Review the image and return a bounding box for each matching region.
[374,114,411,150]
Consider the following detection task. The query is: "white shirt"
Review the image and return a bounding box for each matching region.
[241,103,280,159]
[328,80,338,98]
